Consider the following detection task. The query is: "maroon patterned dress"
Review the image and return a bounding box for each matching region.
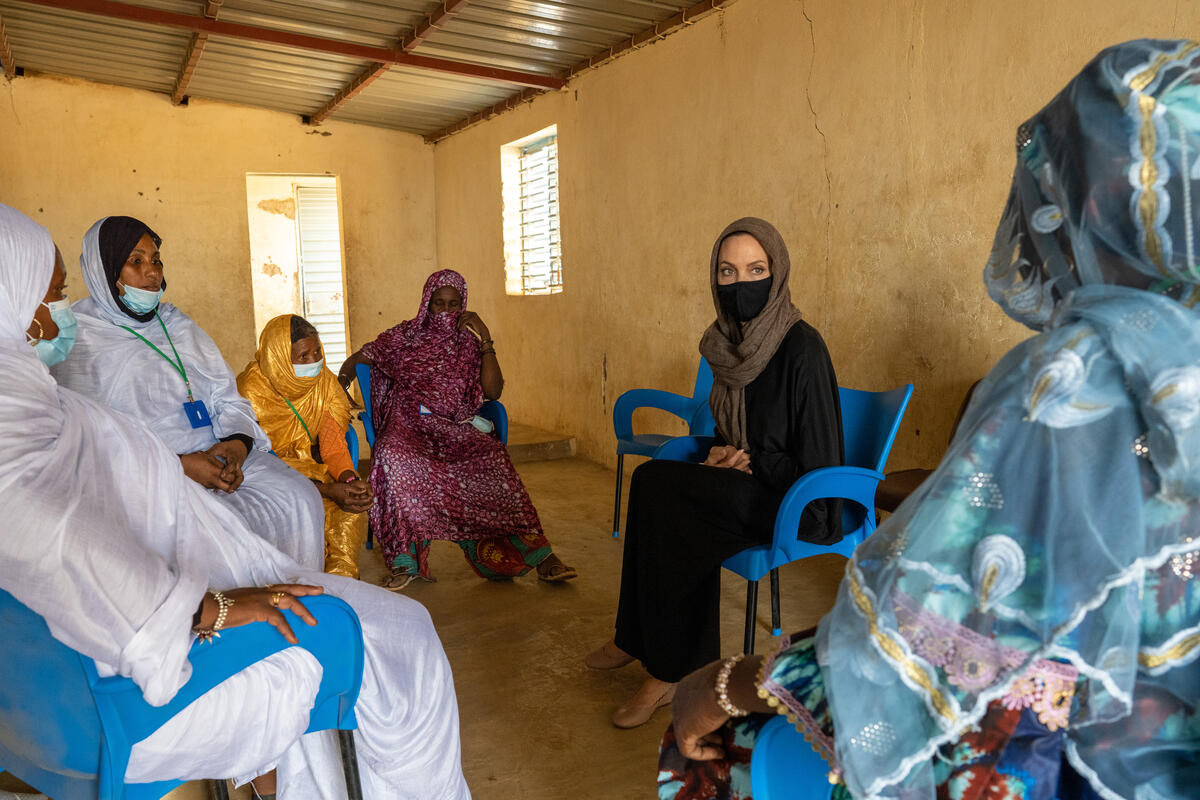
[362,269,551,580]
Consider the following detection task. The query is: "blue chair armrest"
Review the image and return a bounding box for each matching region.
[724,466,887,582]
[751,716,834,800]
[355,363,375,449]
[613,389,702,441]
[478,400,508,445]
[652,435,715,463]
[773,466,885,546]
[89,596,364,747]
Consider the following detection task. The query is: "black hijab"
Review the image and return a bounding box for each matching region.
[98,216,163,323]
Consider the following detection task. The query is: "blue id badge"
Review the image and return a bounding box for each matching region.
[183,399,212,428]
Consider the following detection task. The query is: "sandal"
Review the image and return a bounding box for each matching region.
[381,571,417,592]
[536,556,578,583]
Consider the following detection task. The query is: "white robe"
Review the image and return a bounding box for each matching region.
[52,220,323,570]
[0,206,470,799]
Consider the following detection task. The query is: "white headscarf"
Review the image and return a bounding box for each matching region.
[0,204,53,344]
[78,217,151,326]
[56,217,269,454]
[0,203,274,704]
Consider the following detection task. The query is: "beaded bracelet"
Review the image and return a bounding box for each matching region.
[192,590,234,643]
[714,654,750,717]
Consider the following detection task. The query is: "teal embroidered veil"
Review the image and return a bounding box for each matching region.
[817,39,1200,799]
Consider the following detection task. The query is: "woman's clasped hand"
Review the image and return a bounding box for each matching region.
[180,439,248,492]
[702,445,752,473]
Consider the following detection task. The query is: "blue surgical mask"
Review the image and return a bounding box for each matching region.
[293,358,324,378]
[29,298,78,367]
[119,282,164,314]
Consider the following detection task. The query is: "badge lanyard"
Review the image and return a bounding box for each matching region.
[284,398,313,441]
[120,311,211,428]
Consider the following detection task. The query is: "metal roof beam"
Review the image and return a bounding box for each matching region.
[400,0,470,52]
[425,0,731,142]
[566,0,730,78]
[170,0,221,105]
[22,0,565,90]
[0,15,16,80]
[424,87,543,143]
[308,0,471,126]
[307,61,388,125]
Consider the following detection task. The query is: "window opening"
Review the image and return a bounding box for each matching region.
[501,126,562,295]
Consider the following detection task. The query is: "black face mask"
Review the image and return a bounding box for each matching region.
[716,276,773,322]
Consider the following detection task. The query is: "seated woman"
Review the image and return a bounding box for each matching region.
[53,217,324,570]
[3,203,468,798]
[585,218,843,728]
[338,269,576,589]
[238,314,373,579]
[659,39,1200,800]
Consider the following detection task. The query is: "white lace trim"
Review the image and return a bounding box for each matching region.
[1064,739,1125,800]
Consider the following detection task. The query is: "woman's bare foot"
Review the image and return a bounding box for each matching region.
[611,676,676,729]
[536,553,578,582]
[584,639,635,669]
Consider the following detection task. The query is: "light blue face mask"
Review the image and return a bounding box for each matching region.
[119,282,164,314]
[293,358,324,378]
[29,298,78,367]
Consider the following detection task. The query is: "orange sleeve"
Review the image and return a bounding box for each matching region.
[318,411,356,480]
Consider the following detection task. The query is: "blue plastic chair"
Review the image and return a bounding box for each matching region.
[654,384,913,653]
[0,589,365,800]
[355,362,508,550]
[345,424,360,467]
[610,357,715,538]
[750,716,835,800]
[355,362,508,447]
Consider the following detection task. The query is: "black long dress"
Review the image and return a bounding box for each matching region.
[614,320,844,682]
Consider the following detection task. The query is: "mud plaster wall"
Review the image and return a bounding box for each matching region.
[0,73,436,370]
[432,0,1199,471]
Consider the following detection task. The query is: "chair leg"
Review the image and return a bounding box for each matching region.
[770,568,782,637]
[339,728,364,800]
[211,779,231,800]
[611,452,625,538]
[743,579,758,654]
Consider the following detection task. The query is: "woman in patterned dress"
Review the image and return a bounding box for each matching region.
[339,269,576,590]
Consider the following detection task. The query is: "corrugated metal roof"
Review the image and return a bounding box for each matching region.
[186,37,363,114]
[218,0,426,48]
[1,0,192,93]
[331,65,515,132]
[0,0,719,137]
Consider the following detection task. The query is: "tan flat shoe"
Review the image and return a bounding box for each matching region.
[611,684,675,729]
[584,641,636,670]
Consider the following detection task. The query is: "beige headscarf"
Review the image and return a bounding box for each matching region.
[698,217,803,449]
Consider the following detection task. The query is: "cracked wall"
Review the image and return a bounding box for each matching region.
[431,0,1198,471]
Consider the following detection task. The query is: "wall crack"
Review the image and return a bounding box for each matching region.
[800,0,833,282]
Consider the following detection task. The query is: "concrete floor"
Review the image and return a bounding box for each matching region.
[8,455,847,800]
